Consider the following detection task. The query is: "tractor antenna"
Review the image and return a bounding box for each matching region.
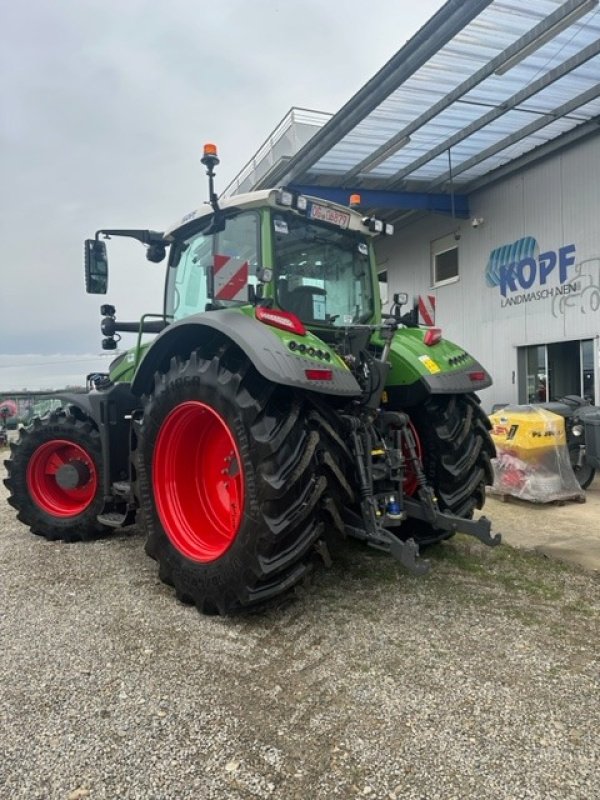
[201,143,220,212]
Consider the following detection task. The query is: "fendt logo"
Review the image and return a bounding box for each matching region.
[485,236,578,306]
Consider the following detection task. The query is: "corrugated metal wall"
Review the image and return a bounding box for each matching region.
[377,134,600,409]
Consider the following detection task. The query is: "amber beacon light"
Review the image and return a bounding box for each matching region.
[201,143,220,168]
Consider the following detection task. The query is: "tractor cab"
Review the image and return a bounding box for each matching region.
[163,186,389,333]
[84,144,398,347]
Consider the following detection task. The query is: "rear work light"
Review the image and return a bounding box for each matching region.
[305,369,333,381]
[275,188,308,212]
[423,328,442,346]
[469,371,486,382]
[276,189,294,207]
[362,215,393,235]
[255,306,306,335]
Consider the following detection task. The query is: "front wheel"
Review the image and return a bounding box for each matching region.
[134,350,345,615]
[569,443,596,490]
[3,411,106,541]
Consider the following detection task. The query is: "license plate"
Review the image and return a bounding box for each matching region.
[308,203,351,229]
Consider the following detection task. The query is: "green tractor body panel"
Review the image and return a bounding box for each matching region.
[109,351,137,384]
[380,328,491,399]
[129,308,361,399]
[236,305,348,370]
[109,343,151,384]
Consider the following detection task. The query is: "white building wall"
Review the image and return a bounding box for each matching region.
[377,134,600,410]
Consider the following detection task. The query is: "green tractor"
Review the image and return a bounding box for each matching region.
[5,145,498,614]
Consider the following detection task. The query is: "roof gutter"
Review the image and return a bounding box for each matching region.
[256,0,494,190]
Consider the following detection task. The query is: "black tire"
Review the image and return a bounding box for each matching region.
[3,411,106,541]
[134,350,350,615]
[569,444,595,490]
[403,393,496,545]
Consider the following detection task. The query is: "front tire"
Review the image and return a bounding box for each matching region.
[135,350,341,615]
[3,411,105,541]
[569,444,595,490]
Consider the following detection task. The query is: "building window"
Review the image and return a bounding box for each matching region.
[431,234,459,287]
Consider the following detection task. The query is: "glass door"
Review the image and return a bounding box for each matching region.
[524,345,547,403]
[519,339,595,403]
[581,340,595,403]
[547,341,581,400]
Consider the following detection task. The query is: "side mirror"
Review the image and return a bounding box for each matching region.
[84,239,108,294]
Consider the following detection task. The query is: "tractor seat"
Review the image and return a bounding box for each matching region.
[282,285,327,322]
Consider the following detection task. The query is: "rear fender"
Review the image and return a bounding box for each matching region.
[130,309,361,399]
[383,328,492,405]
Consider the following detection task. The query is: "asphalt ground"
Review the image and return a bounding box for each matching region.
[1,463,599,800]
[487,475,600,572]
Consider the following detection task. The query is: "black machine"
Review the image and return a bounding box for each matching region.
[538,395,600,489]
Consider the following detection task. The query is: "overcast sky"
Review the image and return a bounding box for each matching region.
[0,0,445,390]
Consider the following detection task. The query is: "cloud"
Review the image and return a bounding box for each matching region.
[1,0,445,376]
[0,353,115,392]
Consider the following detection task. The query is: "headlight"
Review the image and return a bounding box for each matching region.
[572,424,584,436]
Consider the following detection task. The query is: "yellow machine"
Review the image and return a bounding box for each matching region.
[489,406,566,464]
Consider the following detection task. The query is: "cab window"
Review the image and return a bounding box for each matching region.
[167,212,260,321]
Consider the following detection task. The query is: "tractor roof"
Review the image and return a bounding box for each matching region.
[164,189,376,239]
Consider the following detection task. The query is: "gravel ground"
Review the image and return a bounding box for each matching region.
[1,464,599,800]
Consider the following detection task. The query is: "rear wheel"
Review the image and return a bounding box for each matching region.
[135,350,346,615]
[3,411,105,541]
[402,393,495,545]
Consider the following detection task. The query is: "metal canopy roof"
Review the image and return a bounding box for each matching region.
[254,0,600,220]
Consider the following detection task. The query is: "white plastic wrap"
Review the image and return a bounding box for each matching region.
[488,406,584,503]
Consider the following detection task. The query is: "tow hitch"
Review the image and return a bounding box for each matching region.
[343,409,501,576]
[402,498,500,547]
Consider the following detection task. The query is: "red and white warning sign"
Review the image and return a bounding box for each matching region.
[418,294,436,326]
[213,254,249,302]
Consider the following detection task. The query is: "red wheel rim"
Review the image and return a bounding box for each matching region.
[26,439,98,517]
[152,401,245,562]
[403,420,423,497]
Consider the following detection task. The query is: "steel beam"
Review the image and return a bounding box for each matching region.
[463,118,600,193]
[384,40,600,188]
[424,84,600,190]
[344,0,598,183]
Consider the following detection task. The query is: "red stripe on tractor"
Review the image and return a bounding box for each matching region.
[215,261,249,301]
[213,254,229,273]
[418,295,436,326]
